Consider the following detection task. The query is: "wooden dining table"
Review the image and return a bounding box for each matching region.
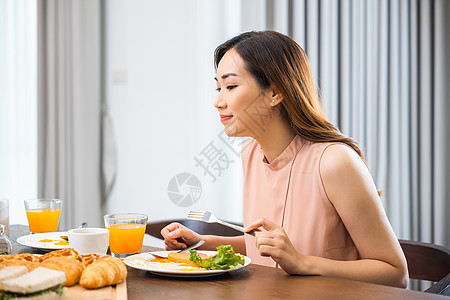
[8,224,448,300]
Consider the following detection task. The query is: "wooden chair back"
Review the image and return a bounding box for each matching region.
[399,239,450,294]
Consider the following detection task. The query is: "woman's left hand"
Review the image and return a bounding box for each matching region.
[245,218,306,274]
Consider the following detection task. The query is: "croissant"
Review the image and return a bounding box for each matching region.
[79,254,108,267]
[40,256,84,286]
[79,256,127,289]
[0,259,40,271]
[39,248,80,262]
[0,253,39,262]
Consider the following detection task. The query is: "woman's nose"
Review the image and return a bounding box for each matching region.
[214,93,226,109]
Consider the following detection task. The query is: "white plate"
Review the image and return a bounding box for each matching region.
[17,232,70,250]
[124,250,251,277]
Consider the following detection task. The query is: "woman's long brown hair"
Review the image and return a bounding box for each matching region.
[214,30,363,158]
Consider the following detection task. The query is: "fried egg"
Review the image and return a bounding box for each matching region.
[131,257,207,271]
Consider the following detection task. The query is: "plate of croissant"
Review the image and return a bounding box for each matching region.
[0,249,128,298]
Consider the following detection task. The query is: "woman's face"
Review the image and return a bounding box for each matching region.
[214,49,273,138]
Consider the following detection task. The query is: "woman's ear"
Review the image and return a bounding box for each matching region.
[270,89,284,107]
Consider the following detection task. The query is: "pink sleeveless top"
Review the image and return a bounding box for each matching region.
[243,136,359,267]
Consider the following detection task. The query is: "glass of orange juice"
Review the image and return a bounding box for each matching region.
[24,199,62,233]
[104,213,147,259]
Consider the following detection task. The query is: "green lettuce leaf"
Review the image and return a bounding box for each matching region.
[189,250,211,269]
[189,245,245,270]
[0,283,64,299]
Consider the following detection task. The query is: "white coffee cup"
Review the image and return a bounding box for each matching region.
[68,228,109,255]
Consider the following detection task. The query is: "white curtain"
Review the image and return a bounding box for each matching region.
[0,0,38,226]
[37,0,102,230]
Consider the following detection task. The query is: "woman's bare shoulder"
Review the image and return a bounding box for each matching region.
[319,143,375,205]
[319,143,363,175]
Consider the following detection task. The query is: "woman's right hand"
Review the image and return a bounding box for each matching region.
[160,222,202,250]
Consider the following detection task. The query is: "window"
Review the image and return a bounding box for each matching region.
[0,0,38,225]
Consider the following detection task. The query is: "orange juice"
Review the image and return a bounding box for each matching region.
[26,208,61,233]
[107,223,146,254]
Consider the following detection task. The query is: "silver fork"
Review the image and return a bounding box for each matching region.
[187,211,257,236]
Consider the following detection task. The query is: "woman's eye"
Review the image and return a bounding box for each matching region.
[216,85,236,92]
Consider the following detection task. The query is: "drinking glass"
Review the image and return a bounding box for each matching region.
[104,213,148,259]
[0,199,9,236]
[24,199,62,233]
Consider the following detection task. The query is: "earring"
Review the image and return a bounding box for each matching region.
[272,100,275,103]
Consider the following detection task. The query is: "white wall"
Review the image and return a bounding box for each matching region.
[105,0,245,224]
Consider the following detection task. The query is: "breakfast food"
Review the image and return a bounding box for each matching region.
[78,254,108,267]
[37,238,68,246]
[167,252,208,267]
[138,252,209,271]
[40,257,84,287]
[0,248,128,291]
[0,266,28,289]
[0,267,65,299]
[129,245,246,273]
[39,248,79,263]
[0,254,41,273]
[79,256,127,289]
[132,256,206,272]
[0,259,40,271]
[0,253,39,263]
[189,245,245,270]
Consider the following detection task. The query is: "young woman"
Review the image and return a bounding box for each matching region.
[161,31,408,288]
